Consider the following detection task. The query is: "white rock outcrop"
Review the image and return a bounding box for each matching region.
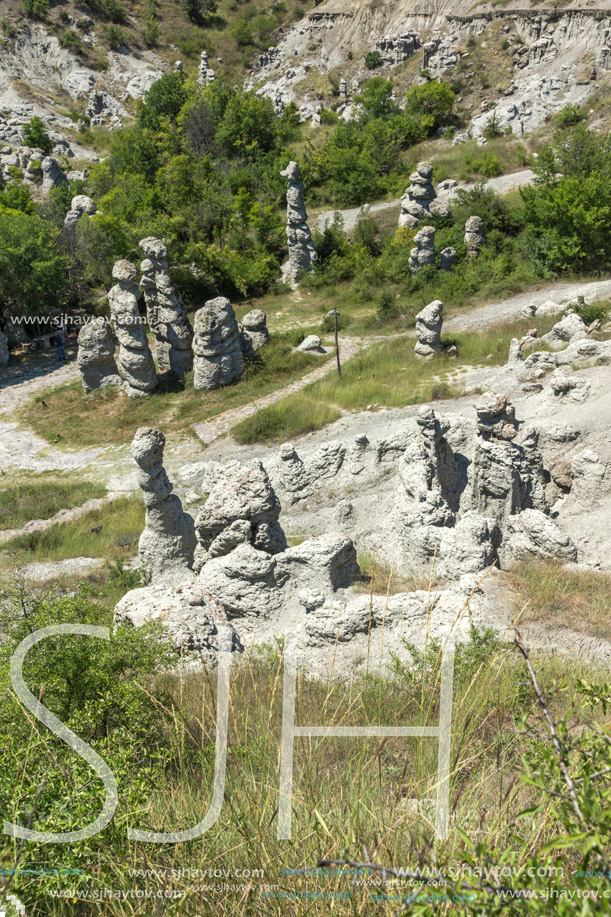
[409,225,435,273]
[398,161,435,229]
[239,309,269,358]
[465,216,485,258]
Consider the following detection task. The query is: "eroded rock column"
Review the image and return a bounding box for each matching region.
[281,160,316,286]
[414,300,443,359]
[139,237,193,378]
[192,297,245,390]
[108,260,157,398]
[76,321,122,393]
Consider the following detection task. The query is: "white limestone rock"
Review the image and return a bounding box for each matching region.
[415,299,443,359]
[108,259,157,397]
[239,309,269,358]
[280,160,316,286]
[193,296,245,390]
[131,427,197,578]
[76,321,122,393]
[139,237,193,378]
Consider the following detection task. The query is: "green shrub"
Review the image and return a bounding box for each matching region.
[364,50,382,69]
[59,29,81,51]
[470,151,503,178]
[22,0,49,19]
[105,24,125,48]
[482,110,504,139]
[21,116,53,155]
[554,103,587,128]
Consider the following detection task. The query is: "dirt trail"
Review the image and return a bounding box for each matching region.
[191,339,361,444]
[315,169,536,233]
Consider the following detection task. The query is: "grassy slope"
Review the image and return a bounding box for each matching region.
[233,315,560,444]
[19,333,330,447]
[0,473,106,531]
[2,494,144,562]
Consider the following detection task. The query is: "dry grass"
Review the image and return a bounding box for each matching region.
[0,473,106,531]
[508,559,611,640]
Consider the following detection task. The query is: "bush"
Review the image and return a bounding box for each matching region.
[105,24,125,48]
[21,116,54,155]
[554,103,587,128]
[183,0,217,24]
[59,29,81,51]
[469,151,503,178]
[22,0,49,19]
[143,15,159,46]
[482,111,504,140]
[364,50,382,69]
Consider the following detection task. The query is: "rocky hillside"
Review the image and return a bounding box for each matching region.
[249,0,611,133]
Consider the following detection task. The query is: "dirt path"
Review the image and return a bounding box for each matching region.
[315,169,536,233]
[191,339,361,444]
[445,278,611,332]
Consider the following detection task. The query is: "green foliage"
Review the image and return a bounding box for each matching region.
[143,13,159,46]
[467,151,503,178]
[21,116,53,155]
[183,0,217,24]
[22,0,49,19]
[0,207,68,317]
[85,0,127,22]
[482,110,504,139]
[364,50,382,69]
[0,474,106,531]
[0,183,35,214]
[105,24,125,48]
[138,70,188,129]
[554,103,587,128]
[357,77,398,120]
[404,79,455,130]
[58,28,81,51]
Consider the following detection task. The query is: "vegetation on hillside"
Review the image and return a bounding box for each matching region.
[1,583,610,915]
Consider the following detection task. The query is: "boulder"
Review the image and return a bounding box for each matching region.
[192,297,245,390]
[76,321,122,393]
[193,460,286,569]
[41,157,67,195]
[297,334,326,353]
[239,309,269,358]
[539,313,587,350]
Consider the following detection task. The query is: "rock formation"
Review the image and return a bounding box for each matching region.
[193,461,287,569]
[440,247,456,271]
[139,237,193,378]
[414,300,443,359]
[239,309,269,358]
[0,330,8,367]
[297,334,326,354]
[76,321,122,393]
[63,194,96,231]
[197,51,214,85]
[398,161,435,228]
[409,225,435,273]
[280,160,317,286]
[41,156,67,195]
[132,427,197,578]
[192,296,245,390]
[465,216,485,257]
[538,312,587,350]
[108,259,157,398]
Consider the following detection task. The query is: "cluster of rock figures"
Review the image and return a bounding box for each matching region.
[76,238,270,398]
[114,307,611,665]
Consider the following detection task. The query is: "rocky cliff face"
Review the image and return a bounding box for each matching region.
[247,0,611,135]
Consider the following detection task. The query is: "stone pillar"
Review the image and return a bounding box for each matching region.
[414,300,443,359]
[139,237,193,379]
[108,260,157,398]
[280,160,317,287]
[409,225,435,273]
[465,216,485,257]
[132,427,196,578]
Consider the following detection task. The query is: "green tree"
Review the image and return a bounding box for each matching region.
[183,0,217,24]
[139,71,189,130]
[0,207,69,316]
[22,116,53,155]
[22,0,49,19]
[364,50,382,69]
[357,77,398,120]
[404,80,455,130]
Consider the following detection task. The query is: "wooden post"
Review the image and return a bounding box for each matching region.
[334,307,342,378]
